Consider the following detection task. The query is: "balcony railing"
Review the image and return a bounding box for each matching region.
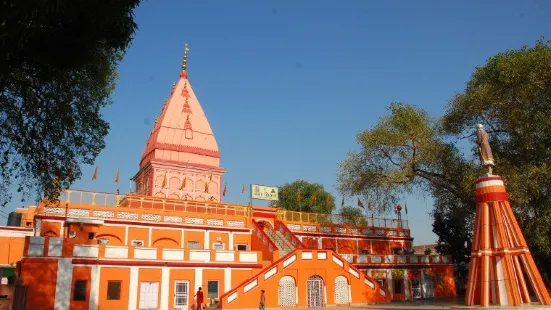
[340,254,451,265]
[27,236,260,263]
[277,210,408,229]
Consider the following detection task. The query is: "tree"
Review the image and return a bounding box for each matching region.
[270,180,336,214]
[0,0,141,207]
[339,206,368,226]
[337,39,551,283]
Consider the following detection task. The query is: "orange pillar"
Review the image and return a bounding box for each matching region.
[465,175,551,306]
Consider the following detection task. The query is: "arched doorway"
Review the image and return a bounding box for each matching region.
[256,219,274,230]
[307,275,324,308]
[278,275,296,307]
[334,275,349,304]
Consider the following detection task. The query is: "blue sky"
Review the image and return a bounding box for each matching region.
[3,1,550,245]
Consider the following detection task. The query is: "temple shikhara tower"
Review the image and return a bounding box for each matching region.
[465,124,551,307]
[134,44,224,202]
[0,45,457,310]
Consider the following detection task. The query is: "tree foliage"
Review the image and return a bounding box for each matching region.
[337,39,551,282]
[0,0,141,206]
[270,180,335,214]
[339,206,368,226]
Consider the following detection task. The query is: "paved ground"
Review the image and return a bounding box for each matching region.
[344,299,551,309]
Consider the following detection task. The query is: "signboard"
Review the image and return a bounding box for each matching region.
[251,184,279,201]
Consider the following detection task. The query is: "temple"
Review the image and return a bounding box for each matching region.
[0,46,456,310]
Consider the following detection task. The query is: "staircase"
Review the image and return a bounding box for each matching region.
[264,228,294,256]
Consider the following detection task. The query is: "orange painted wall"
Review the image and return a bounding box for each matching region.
[0,236,26,265]
[209,232,229,249]
[202,269,224,301]
[432,265,457,298]
[168,269,195,309]
[358,240,370,252]
[231,270,256,288]
[137,268,162,307]
[96,226,125,245]
[20,258,58,310]
[98,267,131,310]
[337,239,356,254]
[41,221,61,237]
[372,241,390,254]
[321,239,336,250]
[233,234,249,250]
[152,229,180,248]
[70,266,91,310]
[184,231,204,248]
[250,230,273,263]
[302,237,319,249]
[128,227,149,246]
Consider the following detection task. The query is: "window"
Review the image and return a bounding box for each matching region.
[88,232,96,240]
[236,244,248,251]
[107,281,121,300]
[212,242,224,250]
[207,280,219,299]
[393,280,402,294]
[73,280,87,301]
[187,241,200,249]
[360,249,370,255]
[392,248,402,255]
[132,240,144,247]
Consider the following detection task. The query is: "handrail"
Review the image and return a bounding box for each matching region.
[277,209,408,229]
[251,219,278,253]
[274,219,306,249]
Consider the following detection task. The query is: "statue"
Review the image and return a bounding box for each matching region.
[475,124,495,175]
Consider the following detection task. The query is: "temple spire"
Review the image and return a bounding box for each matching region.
[182,43,190,72]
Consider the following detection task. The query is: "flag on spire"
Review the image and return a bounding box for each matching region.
[311,194,317,206]
[241,184,246,193]
[357,198,364,208]
[180,177,187,190]
[341,196,345,207]
[92,165,98,180]
[161,174,167,189]
[115,168,120,184]
[223,183,227,196]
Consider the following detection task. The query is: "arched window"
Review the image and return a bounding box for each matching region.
[334,275,349,304]
[278,275,296,307]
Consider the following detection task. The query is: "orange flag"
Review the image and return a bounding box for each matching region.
[405,203,408,214]
[297,190,302,203]
[311,194,317,206]
[282,188,286,196]
[223,183,227,196]
[368,200,372,211]
[140,172,144,187]
[180,177,187,190]
[357,198,364,208]
[209,173,213,181]
[161,174,167,188]
[205,182,209,193]
[325,195,331,205]
[115,168,120,184]
[92,165,98,180]
[241,184,246,193]
[341,196,345,207]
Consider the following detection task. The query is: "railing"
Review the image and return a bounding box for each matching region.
[274,220,306,249]
[277,209,408,229]
[36,204,248,229]
[51,189,252,217]
[281,221,410,238]
[350,254,452,265]
[27,236,261,263]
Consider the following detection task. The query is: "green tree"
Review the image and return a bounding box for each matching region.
[337,39,551,283]
[339,206,368,226]
[0,0,141,206]
[270,180,336,214]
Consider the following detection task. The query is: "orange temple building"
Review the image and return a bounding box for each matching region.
[0,46,456,310]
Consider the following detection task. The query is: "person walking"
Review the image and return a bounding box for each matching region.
[259,289,266,310]
[195,287,204,310]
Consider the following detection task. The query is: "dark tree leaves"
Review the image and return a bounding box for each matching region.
[270,180,336,214]
[0,0,141,206]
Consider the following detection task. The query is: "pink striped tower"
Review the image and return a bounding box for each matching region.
[465,125,551,307]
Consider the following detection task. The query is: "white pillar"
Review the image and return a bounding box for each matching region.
[54,258,73,310]
[160,267,170,310]
[34,219,41,236]
[228,233,234,250]
[128,267,139,310]
[224,268,232,293]
[181,229,185,248]
[318,238,322,249]
[124,226,129,245]
[194,268,203,292]
[403,269,410,300]
[387,269,393,299]
[88,265,101,310]
[148,227,152,247]
[204,230,210,249]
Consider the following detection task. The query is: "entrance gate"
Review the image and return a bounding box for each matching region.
[307,276,323,308]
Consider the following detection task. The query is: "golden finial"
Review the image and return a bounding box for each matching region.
[182,43,190,71]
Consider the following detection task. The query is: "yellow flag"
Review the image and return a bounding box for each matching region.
[115,168,120,184]
[92,165,98,180]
